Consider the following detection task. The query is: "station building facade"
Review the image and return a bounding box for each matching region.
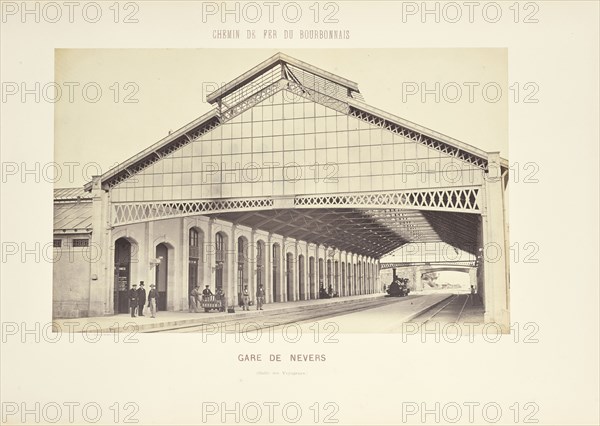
[53,53,509,327]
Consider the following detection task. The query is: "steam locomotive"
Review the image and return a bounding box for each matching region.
[386,277,410,297]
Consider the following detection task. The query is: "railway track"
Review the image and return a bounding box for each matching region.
[149,295,418,333]
[416,293,472,325]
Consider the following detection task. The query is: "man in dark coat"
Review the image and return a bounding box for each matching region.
[137,282,147,316]
[129,283,139,317]
[202,285,213,299]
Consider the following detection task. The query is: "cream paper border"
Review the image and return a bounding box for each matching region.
[1,1,599,425]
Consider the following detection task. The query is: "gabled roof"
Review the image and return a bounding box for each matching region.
[206,52,360,104]
[85,52,505,191]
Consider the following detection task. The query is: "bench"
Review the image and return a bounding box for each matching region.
[199,295,226,313]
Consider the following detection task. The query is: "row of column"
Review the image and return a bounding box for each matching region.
[201,218,380,307]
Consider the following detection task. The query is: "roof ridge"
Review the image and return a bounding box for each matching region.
[206,52,360,105]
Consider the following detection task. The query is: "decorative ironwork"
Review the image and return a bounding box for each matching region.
[112,198,274,225]
[285,82,350,115]
[294,188,481,213]
[105,116,221,189]
[112,187,479,226]
[220,79,287,122]
[348,106,488,170]
[380,261,476,269]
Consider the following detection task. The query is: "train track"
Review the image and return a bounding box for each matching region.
[148,295,417,333]
[417,293,471,325]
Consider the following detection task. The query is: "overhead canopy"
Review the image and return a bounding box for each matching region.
[209,207,479,258]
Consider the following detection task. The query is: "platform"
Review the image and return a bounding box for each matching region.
[52,292,453,333]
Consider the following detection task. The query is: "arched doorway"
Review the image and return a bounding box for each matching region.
[155,243,169,311]
[298,254,305,300]
[286,252,294,301]
[114,238,132,314]
[346,262,352,295]
[341,262,346,297]
[334,260,339,296]
[309,256,315,299]
[272,243,280,302]
[188,228,203,306]
[318,258,324,293]
[215,232,226,293]
[326,259,332,294]
[237,236,249,306]
[256,240,265,290]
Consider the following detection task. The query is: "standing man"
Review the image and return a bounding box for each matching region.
[137,282,147,316]
[242,285,250,311]
[470,285,476,305]
[147,284,158,318]
[190,285,200,313]
[215,288,226,312]
[256,284,265,310]
[202,285,213,299]
[129,283,138,317]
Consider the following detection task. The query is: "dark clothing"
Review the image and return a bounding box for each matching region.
[129,288,138,317]
[256,286,265,310]
[137,287,147,316]
[202,288,213,298]
[128,288,138,307]
[137,287,147,304]
[242,288,250,310]
[147,288,159,303]
[147,288,158,317]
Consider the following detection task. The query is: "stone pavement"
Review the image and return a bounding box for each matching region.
[52,293,386,333]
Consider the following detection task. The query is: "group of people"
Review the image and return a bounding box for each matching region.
[189,283,266,312]
[318,284,337,299]
[240,284,265,311]
[189,284,226,313]
[128,282,159,318]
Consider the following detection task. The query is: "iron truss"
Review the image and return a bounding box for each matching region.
[103,116,221,189]
[380,260,476,269]
[112,197,274,226]
[294,188,481,214]
[216,75,488,170]
[112,187,480,226]
[348,106,488,170]
[207,208,418,259]
[219,79,288,122]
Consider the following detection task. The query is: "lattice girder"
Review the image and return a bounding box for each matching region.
[294,188,481,214]
[113,198,273,226]
[348,106,488,170]
[111,187,481,226]
[105,117,220,189]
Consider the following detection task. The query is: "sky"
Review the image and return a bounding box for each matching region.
[54,48,508,188]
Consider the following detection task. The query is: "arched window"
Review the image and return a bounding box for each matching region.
[215,232,225,292]
[188,228,200,295]
[237,237,248,299]
[272,243,280,302]
[256,241,264,288]
[327,259,332,289]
